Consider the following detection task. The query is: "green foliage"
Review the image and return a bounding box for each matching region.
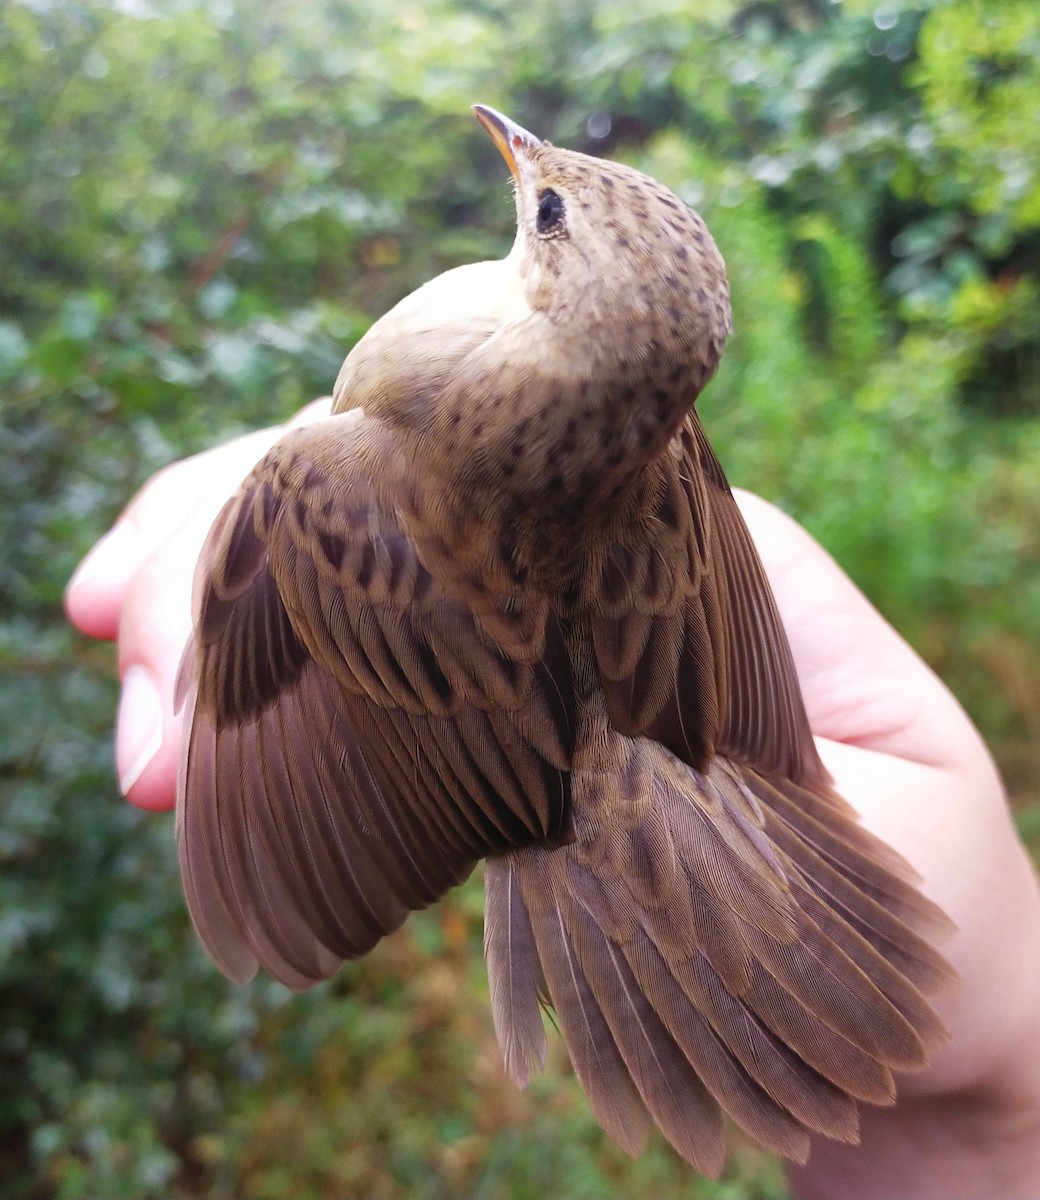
[2,0,1038,1196]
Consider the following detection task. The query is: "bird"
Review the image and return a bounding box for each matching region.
[175,104,956,1176]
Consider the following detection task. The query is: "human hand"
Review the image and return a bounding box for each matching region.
[64,414,1040,1197]
[64,398,333,810]
[736,493,1040,1199]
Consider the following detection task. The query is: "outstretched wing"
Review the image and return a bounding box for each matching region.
[591,412,823,784]
[177,416,575,990]
[498,414,955,1171]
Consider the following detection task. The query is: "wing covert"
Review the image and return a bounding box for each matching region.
[591,413,824,785]
[177,416,575,988]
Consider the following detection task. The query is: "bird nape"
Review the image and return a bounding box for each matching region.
[175,105,956,1177]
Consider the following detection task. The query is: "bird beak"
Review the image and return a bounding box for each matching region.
[472,105,541,183]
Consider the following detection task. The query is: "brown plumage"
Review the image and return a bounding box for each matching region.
[176,106,955,1175]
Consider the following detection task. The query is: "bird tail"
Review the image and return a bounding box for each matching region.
[483,748,955,1176]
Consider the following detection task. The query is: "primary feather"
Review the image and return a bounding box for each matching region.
[176,106,955,1176]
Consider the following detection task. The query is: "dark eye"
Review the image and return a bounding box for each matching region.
[536,189,565,235]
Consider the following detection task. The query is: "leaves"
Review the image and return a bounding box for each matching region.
[2,0,1038,1196]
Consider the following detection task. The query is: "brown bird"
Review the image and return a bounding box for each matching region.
[176,105,955,1175]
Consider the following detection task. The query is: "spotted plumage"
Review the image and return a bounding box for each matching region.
[176,106,954,1176]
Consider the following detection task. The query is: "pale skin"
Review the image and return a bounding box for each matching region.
[65,402,1040,1199]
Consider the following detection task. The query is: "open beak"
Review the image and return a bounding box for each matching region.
[472,105,541,183]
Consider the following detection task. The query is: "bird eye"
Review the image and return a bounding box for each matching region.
[536,189,565,235]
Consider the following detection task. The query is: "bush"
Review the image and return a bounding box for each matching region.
[3,1,1037,1195]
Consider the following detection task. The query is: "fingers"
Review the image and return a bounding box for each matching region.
[65,428,283,641]
[734,489,987,777]
[64,399,333,641]
[814,736,1025,1096]
[65,400,333,809]
[737,492,1040,1116]
[111,488,231,809]
[789,747,1040,1200]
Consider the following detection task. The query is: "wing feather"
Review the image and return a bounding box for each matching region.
[591,413,824,785]
[177,416,575,987]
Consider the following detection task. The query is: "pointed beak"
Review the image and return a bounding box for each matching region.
[472,105,541,183]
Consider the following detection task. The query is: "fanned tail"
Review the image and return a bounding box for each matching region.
[484,744,955,1174]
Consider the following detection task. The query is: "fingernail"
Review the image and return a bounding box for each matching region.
[116,665,164,795]
[68,522,138,594]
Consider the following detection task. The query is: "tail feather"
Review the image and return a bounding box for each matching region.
[757,789,956,997]
[739,919,928,1069]
[792,881,949,1059]
[483,746,954,1172]
[751,772,954,941]
[483,857,547,1087]
[537,866,727,1175]
[735,964,897,1104]
[627,931,838,1160]
[523,868,654,1158]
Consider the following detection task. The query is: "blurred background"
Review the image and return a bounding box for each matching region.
[2,0,1038,1195]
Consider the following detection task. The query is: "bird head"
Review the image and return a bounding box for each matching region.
[473,105,732,389]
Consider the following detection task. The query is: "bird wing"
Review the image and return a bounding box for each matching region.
[176,415,574,990]
[514,416,955,1172]
[591,412,823,784]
